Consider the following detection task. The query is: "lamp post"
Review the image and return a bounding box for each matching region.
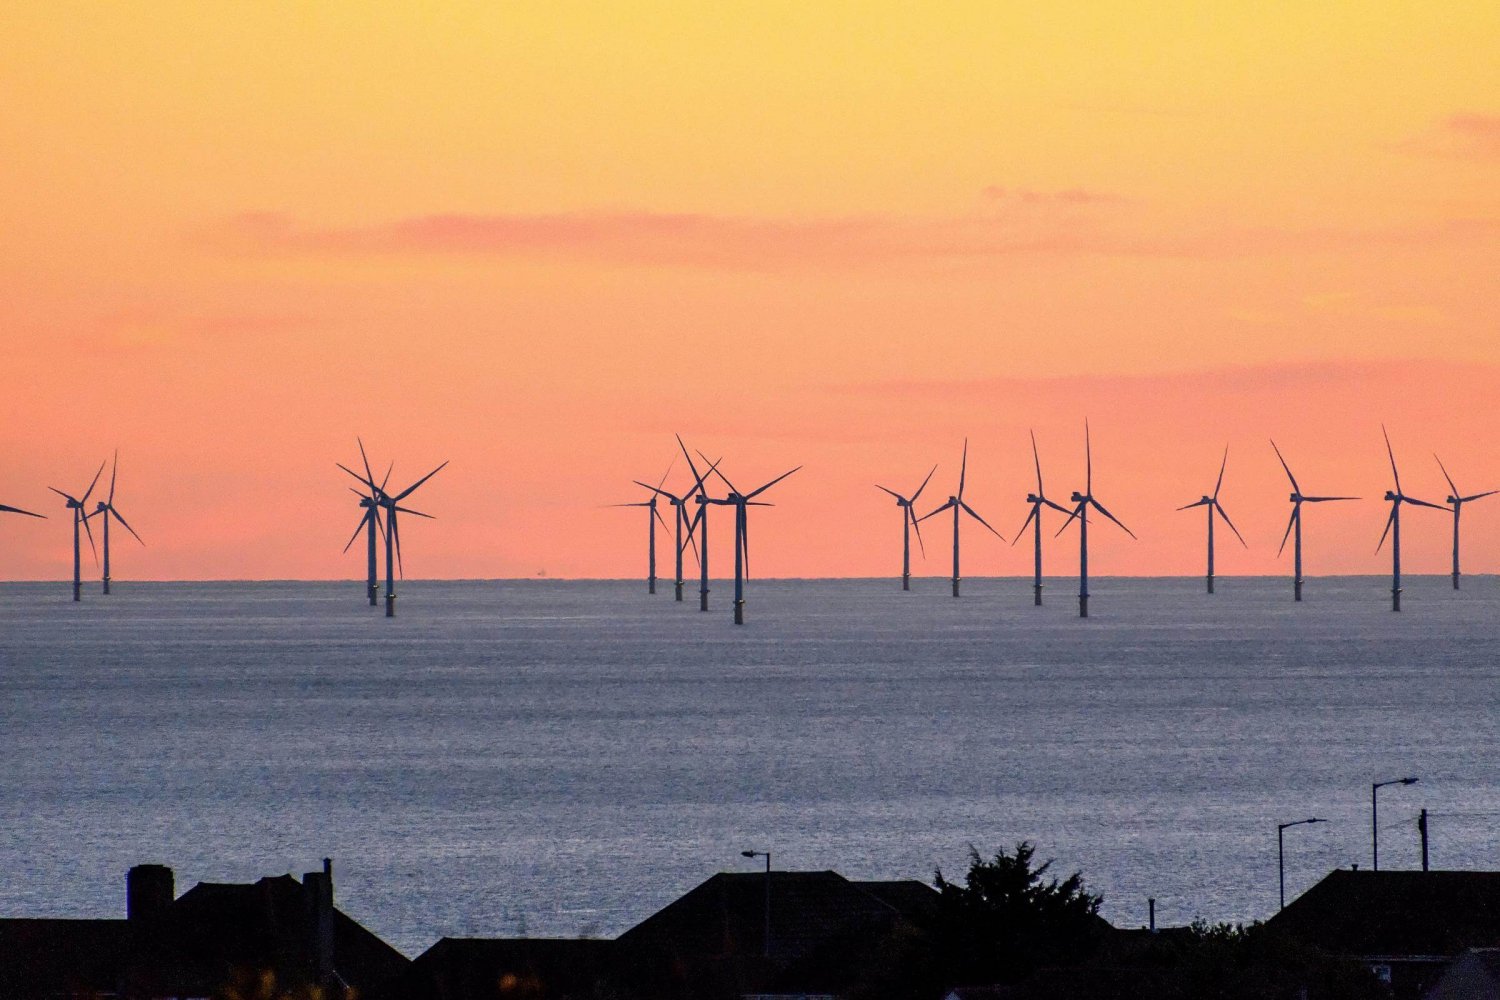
[1372,777,1418,871]
[1278,817,1326,910]
[741,850,770,958]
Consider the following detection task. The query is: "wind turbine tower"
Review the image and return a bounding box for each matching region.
[1057,423,1135,618]
[1177,446,1246,594]
[919,439,1003,598]
[1271,441,1357,602]
[1012,431,1071,606]
[875,464,935,591]
[1377,427,1443,612]
[1434,455,1497,591]
[91,451,144,594]
[48,461,104,602]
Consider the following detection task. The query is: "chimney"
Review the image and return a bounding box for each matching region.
[127,865,174,921]
[303,859,335,986]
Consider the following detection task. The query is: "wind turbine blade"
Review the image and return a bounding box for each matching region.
[358,437,376,488]
[343,510,371,553]
[959,501,1004,539]
[957,438,969,500]
[1303,495,1359,502]
[1277,508,1297,556]
[1176,499,1209,511]
[1462,489,1499,503]
[699,450,741,496]
[1434,454,1458,498]
[379,462,394,496]
[909,505,926,557]
[653,504,671,532]
[0,504,45,518]
[1090,497,1136,539]
[1214,501,1248,547]
[1383,425,1401,494]
[1043,498,1072,515]
[1010,505,1038,546]
[917,501,954,524]
[108,450,119,504]
[1270,440,1301,494]
[81,508,99,565]
[1212,445,1228,500]
[607,502,650,507]
[633,480,682,502]
[48,487,76,503]
[80,460,106,506]
[677,435,703,491]
[875,484,904,501]
[1403,497,1446,511]
[1085,420,1093,494]
[1376,505,1395,553]
[911,463,938,504]
[393,513,404,579]
[338,463,375,491]
[746,466,801,500]
[108,505,144,544]
[741,507,750,581]
[394,505,434,518]
[655,455,675,492]
[1031,429,1043,493]
[394,461,448,502]
[1054,502,1082,537]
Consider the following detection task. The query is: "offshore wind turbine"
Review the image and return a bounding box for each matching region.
[1271,441,1357,602]
[612,462,673,595]
[48,461,104,602]
[635,464,710,602]
[90,451,144,594]
[1057,423,1135,618]
[1377,427,1443,612]
[1176,446,1246,595]
[1011,431,1071,606]
[874,464,936,591]
[677,435,721,612]
[918,439,1003,598]
[707,461,800,625]
[376,459,448,618]
[1434,455,1497,591]
[338,439,386,607]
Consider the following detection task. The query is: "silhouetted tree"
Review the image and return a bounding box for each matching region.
[931,842,1106,987]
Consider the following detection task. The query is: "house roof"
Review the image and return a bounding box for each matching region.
[0,918,128,998]
[378,937,615,1000]
[617,870,937,964]
[1265,870,1500,958]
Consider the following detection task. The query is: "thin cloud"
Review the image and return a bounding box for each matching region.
[198,204,1493,270]
[841,359,1497,401]
[1396,113,1500,161]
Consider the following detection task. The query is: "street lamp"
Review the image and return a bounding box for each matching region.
[1372,777,1419,871]
[741,850,771,958]
[1278,817,1326,910]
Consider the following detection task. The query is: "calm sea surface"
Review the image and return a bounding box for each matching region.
[2,576,1497,956]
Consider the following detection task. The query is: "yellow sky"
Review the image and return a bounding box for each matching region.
[1,2,1496,580]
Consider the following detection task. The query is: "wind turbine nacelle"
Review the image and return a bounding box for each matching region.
[1289,493,1301,503]
[1385,491,1399,501]
[1447,495,1459,504]
[1200,496,1212,504]
[894,498,906,508]
[1070,492,1085,503]
[1025,494,1041,504]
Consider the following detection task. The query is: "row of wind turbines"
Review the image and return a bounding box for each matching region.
[3,427,1492,622]
[614,425,1495,621]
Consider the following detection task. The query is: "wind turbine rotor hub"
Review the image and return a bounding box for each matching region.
[1289,493,1301,502]
[1386,491,1399,501]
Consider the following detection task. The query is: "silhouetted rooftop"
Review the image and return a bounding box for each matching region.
[1265,869,1500,957]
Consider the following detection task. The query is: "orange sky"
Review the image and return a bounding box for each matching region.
[1,2,1497,581]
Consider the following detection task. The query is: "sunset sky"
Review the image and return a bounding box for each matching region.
[1,1,1496,581]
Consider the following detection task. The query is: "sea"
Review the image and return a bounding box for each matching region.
[2,576,1497,957]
